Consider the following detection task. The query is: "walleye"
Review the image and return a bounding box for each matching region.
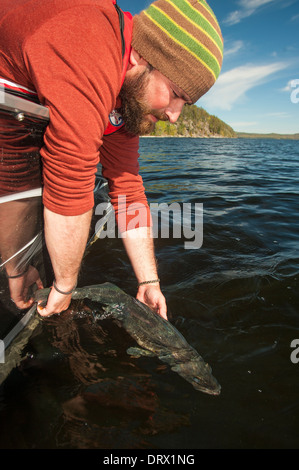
[35,283,221,396]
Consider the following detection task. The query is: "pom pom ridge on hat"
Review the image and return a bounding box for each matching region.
[132,0,223,104]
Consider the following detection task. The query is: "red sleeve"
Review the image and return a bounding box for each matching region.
[100,128,152,232]
[23,4,122,215]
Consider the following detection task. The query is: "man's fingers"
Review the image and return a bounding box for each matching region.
[37,302,59,317]
[36,290,72,317]
[136,286,168,321]
[156,298,168,320]
[37,303,52,317]
[35,277,44,290]
[12,297,34,310]
[158,305,168,321]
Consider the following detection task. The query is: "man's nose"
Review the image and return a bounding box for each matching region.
[165,99,185,123]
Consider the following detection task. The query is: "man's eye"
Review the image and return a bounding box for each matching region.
[172,89,179,98]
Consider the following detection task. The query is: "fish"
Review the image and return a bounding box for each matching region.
[35,282,221,396]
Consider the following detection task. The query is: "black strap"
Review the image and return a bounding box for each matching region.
[0,87,40,103]
[114,1,126,58]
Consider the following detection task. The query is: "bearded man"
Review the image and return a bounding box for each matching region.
[0,0,223,319]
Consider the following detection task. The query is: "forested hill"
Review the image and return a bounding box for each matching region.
[150,104,236,138]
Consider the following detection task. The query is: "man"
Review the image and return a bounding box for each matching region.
[0,0,223,320]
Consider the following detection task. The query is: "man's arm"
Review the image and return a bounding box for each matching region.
[37,207,92,316]
[0,199,44,309]
[23,6,122,316]
[121,226,167,320]
[101,129,168,320]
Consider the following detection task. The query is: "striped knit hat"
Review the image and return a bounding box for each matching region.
[132,0,223,103]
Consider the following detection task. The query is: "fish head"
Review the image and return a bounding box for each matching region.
[172,360,221,396]
[34,287,51,308]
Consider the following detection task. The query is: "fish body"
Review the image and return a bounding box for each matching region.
[35,283,221,395]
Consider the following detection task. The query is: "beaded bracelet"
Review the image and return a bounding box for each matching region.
[53,280,77,295]
[138,279,160,287]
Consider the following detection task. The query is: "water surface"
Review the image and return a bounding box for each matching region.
[0,138,298,449]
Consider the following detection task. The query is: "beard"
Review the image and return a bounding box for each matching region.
[118,66,168,136]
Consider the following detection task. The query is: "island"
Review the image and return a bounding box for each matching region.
[148,104,299,140]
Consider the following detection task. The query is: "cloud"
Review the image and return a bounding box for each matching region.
[199,62,288,111]
[265,112,289,117]
[224,0,276,25]
[281,80,293,92]
[224,40,245,58]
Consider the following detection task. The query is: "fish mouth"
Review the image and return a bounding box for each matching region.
[192,377,221,396]
[171,361,221,396]
[195,385,221,396]
[206,387,221,396]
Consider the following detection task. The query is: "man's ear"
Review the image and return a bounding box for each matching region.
[129,48,148,67]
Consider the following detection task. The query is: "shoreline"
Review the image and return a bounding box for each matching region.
[141,133,299,140]
[141,134,232,139]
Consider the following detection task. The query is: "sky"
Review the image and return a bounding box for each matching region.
[118,0,299,134]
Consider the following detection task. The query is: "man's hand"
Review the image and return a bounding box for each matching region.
[120,226,168,320]
[8,265,43,310]
[136,284,167,320]
[37,285,72,317]
[37,207,92,316]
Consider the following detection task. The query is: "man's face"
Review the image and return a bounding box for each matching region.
[119,65,191,136]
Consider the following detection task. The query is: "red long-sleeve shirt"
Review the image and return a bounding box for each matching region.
[0,0,150,229]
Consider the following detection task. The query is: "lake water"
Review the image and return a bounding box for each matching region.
[0,137,298,450]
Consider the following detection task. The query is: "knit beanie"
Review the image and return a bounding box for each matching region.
[131,0,223,104]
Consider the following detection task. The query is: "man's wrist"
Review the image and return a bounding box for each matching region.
[7,268,28,279]
[53,280,77,295]
[53,275,78,291]
[137,279,160,288]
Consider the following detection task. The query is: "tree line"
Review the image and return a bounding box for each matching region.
[150,105,236,138]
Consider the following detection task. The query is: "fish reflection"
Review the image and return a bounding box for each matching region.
[32,304,191,448]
